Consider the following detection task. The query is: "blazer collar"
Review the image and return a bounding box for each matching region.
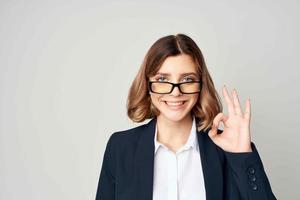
[133,117,223,200]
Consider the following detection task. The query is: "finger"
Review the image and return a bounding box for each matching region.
[222,85,235,116]
[209,113,229,138]
[208,126,218,137]
[232,89,243,117]
[209,113,223,137]
[244,97,251,121]
[213,112,229,128]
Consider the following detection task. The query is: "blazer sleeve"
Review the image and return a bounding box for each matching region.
[223,142,277,200]
[95,133,116,200]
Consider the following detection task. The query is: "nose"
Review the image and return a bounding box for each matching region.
[170,85,182,96]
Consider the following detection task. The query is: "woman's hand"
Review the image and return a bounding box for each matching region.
[208,85,252,153]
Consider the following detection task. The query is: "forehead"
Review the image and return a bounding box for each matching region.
[157,54,197,75]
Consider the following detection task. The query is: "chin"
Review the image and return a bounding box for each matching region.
[158,108,193,122]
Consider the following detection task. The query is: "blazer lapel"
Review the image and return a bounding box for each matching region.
[133,117,156,200]
[133,117,223,200]
[196,118,224,200]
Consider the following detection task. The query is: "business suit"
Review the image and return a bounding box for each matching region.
[96,117,277,200]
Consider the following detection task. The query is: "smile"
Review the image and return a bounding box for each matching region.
[163,101,187,110]
[164,101,186,105]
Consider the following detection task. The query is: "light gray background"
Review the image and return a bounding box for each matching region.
[0,0,299,199]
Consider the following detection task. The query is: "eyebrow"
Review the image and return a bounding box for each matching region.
[155,72,198,77]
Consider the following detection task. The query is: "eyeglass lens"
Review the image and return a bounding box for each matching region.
[151,82,200,94]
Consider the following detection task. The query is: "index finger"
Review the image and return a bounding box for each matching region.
[222,85,235,116]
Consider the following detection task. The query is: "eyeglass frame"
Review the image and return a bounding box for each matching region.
[148,80,202,94]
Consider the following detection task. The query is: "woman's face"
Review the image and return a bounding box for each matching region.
[149,54,200,122]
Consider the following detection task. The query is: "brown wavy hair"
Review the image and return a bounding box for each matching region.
[126,33,223,132]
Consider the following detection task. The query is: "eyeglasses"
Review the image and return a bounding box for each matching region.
[148,80,202,94]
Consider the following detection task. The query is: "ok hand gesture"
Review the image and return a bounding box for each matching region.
[208,85,252,153]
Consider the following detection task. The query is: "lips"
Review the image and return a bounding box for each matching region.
[163,100,187,110]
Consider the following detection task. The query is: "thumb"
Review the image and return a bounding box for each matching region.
[208,123,218,137]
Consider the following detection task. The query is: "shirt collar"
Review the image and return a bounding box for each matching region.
[154,116,199,154]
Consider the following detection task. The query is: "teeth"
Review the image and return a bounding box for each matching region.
[165,101,184,106]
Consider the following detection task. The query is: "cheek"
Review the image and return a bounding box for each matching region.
[150,94,164,103]
[189,94,199,104]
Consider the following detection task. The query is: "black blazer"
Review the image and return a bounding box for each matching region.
[96,117,277,200]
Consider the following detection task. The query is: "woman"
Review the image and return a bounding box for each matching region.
[96,34,277,200]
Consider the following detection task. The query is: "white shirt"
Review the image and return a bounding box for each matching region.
[152,116,206,200]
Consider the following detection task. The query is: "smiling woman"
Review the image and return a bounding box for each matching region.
[126,35,222,132]
[147,54,204,125]
[95,33,277,200]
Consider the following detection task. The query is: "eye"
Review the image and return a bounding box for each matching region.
[155,76,195,82]
[156,76,167,82]
[182,77,194,82]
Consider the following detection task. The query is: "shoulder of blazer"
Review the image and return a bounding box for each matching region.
[106,119,154,153]
[111,120,150,139]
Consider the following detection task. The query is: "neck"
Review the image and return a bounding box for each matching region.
[156,114,194,146]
